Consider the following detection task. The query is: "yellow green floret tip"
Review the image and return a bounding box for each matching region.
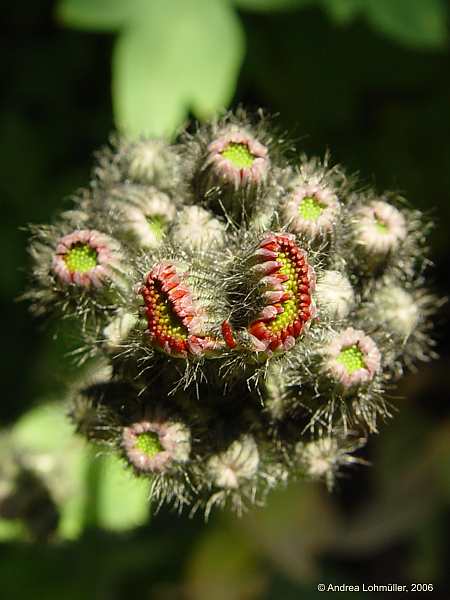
[64,243,98,273]
[135,432,163,457]
[268,252,298,333]
[298,196,326,221]
[221,143,255,168]
[154,293,188,340]
[374,216,389,233]
[146,215,166,239]
[336,345,366,374]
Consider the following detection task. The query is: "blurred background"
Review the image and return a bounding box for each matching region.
[2,0,450,597]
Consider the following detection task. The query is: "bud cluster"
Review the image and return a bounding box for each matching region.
[25,110,439,516]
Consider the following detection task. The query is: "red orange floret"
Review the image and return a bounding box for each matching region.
[247,233,316,353]
[140,261,220,358]
[221,320,237,349]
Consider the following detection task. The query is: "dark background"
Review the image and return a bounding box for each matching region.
[1,1,450,598]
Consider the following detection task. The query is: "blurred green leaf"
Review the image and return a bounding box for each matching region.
[319,0,363,24]
[56,0,137,31]
[113,0,244,136]
[94,453,150,531]
[58,0,447,139]
[57,446,90,540]
[320,0,448,48]
[234,0,312,11]
[363,0,448,49]
[237,0,448,48]
[11,402,149,538]
[12,401,73,452]
[0,519,27,541]
[11,402,89,539]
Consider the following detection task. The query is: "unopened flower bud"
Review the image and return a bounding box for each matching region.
[122,418,191,474]
[354,200,406,255]
[52,230,122,288]
[207,435,259,489]
[324,327,381,387]
[315,270,354,319]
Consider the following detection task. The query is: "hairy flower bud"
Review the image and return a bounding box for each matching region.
[52,230,122,288]
[126,139,177,185]
[205,127,269,190]
[139,261,222,358]
[207,435,259,489]
[296,434,365,488]
[324,328,381,388]
[283,184,339,238]
[117,188,176,249]
[315,270,354,320]
[372,285,419,339]
[122,417,191,474]
[226,232,316,354]
[353,200,406,255]
[170,206,226,252]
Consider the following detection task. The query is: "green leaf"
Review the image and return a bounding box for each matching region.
[57,444,91,540]
[11,402,88,540]
[10,403,150,537]
[320,0,448,49]
[319,0,364,24]
[364,0,448,49]
[0,519,27,542]
[94,453,150,531]
[56,0,139,31]
[113,0,245,137]
[233,0,312,12]
[12,401,73,452]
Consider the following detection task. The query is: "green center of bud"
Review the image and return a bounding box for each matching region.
[336,345,366,374]
[221,143,255,168]
[154,286,188,340]
[298,196,326,221]
[135,431,163,457]
[64,243,98,273]
[146,215,166,239]
[374,215,388,233]
[269,252,298,333]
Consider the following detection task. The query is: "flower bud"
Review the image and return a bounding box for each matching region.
[226,232,316,354]
[354,200,406,255]
[205,127,269,190]
[122,417,191,474]
[283,183,339,238]
[324,327,381,387]
[139,261,223,358]
[117,188,176,249]
[52,230,122,288]
[296,434,365,488]
[207,435,259,489]
[315,270,354,320]
[170,206,226,252]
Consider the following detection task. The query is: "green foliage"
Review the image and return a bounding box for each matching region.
[1,402,150,540]
[56,0,139,31]
[58,0,448,137]
[59,0,244,137]
[234,0,311,11]
[323,0,448,48]
[93,452,150,531]
[235,0,448,49]
[0,519,27,542]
